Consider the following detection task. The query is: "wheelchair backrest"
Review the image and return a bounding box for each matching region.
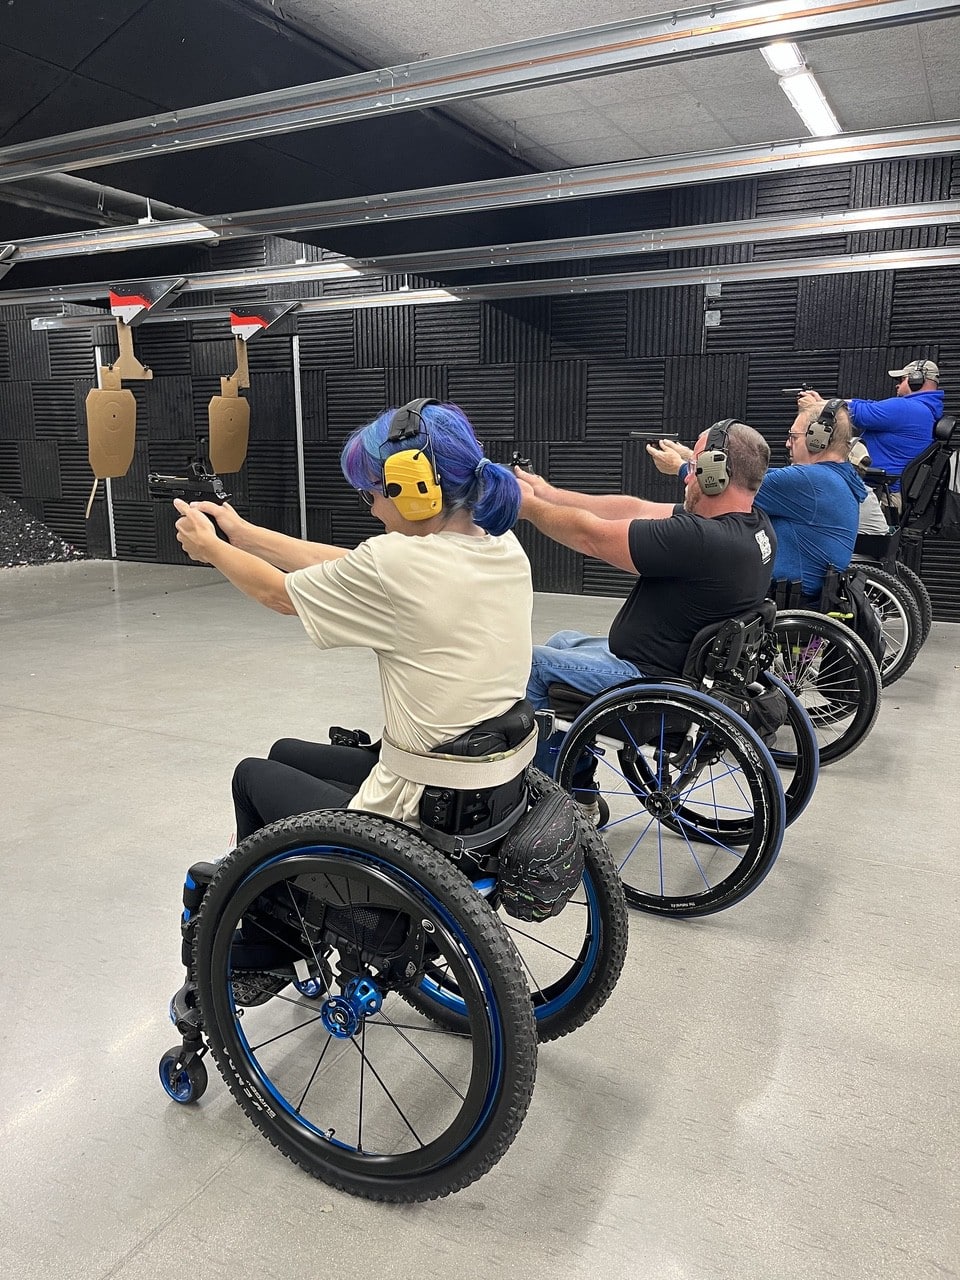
[901,415,959,534]
[681,600,777,688]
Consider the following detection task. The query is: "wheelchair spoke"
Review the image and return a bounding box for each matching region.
[284,880,332,982]
[348,1030,426,1150]
[671,812,746,861]
[296,1032,334,1114]
[372,1006,468,1100]
[247,1012,329,1054]
[559,686,782,915]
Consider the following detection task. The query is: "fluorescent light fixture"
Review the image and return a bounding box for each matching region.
[15,220,219,262]
[762,42,841,137]
[778,70,841,137]
[761,41,804,74]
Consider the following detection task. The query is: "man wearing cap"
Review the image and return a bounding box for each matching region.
[799,358,944,504]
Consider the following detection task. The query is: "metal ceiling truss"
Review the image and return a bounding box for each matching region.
[29,245,960,332]
[4,120,960,271]
[1,0,957,184]
[4,200,959,309]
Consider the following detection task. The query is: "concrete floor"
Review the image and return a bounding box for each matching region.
[1,559,957,1280]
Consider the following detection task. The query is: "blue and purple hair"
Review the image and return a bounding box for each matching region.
[340,402,521,536]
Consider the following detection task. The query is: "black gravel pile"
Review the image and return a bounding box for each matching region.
[0,493,86,567]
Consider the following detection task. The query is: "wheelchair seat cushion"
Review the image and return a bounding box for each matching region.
[497,778,585,923]
[546,682,594,718]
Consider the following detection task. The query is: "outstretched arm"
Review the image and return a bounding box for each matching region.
[518,487,637,574]
[514,466,674,521]
[174,500,298,613]
[191,501,350,570]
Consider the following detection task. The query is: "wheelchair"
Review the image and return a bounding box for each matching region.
[158,735,628,1203]
[541,602,820,918]
[853,413,958,668]
[769,606,882,765]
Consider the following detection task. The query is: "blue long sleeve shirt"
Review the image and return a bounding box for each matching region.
[755,461,867,596]
[847,389,943,484]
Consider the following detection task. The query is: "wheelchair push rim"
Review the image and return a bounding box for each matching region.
[555,684,786,917]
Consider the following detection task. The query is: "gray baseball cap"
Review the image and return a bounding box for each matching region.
[888,359,939,383]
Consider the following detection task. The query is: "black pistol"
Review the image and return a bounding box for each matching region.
[148,458,231,540]
[780,382,815,398]
[510,449,534,471]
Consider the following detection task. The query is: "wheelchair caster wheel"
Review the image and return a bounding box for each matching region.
[159,1047,208,1103]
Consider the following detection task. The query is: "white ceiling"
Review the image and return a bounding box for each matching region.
[264,0,960,169]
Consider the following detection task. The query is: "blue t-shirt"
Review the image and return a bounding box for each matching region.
[755,461,866,596]
[847,389,943,485]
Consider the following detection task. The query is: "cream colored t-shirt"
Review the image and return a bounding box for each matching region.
[285,529,533,825]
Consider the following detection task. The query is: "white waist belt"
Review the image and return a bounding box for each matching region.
[380,730,538,789]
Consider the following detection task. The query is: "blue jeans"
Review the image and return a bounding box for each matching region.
[526,631,642,778]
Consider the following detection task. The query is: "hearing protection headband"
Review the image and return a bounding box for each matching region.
[379,397,443,522]
[807,398,845,453]
[695,418,736,496]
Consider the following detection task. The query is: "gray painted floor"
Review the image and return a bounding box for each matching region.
[1,560,957,1280]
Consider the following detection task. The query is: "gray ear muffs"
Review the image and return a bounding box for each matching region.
[906,360,929,391]
[695,418,736,495]
[807,398,845,453]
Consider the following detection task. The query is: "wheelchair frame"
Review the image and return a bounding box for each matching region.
[542,605,818,917]
[159,771,628,1202]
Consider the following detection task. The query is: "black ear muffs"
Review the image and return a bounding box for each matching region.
[807,398,845,453]
[695,418,736,495]
[380,397,442,521]
[906,360,929,391]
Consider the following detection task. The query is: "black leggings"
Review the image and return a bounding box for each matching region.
[232,738,378,842]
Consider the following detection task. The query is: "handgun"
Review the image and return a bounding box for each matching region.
[780,382,815,398]
[148,458,231,540]
[510,450,534,471]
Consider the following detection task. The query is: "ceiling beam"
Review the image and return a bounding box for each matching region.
[358,201,960,274]
[28,245,960,331]
[6,120,960,265]
[4,200,959,307]
[1,0,958,183]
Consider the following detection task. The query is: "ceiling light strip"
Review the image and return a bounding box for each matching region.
[29,246,960,331]
[2,0,959,182]
[7,120,960,264]
[5,200,958,307]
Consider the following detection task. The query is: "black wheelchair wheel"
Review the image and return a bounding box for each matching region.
[555,685,786,918]
[192,811,537,1204]
[158,1047,208,1103]
[857,565,923,686]
[894,562,933,645]
[771,611,881,765]
[405,771,628,1043]
[760,671,820,827]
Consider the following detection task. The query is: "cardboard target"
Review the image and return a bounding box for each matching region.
[85,387,136,478]
[208,394,250,474]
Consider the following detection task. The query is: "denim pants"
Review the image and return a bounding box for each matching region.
[526,631,642,778]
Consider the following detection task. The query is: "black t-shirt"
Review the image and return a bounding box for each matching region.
[608,507,777,678]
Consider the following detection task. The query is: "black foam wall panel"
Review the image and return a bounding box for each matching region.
[2,156,960,620]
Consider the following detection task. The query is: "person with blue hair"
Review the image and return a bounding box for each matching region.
[173,400,532,837]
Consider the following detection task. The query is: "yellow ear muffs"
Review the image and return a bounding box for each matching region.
[380,397,443,521]
[382,448,443,521]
